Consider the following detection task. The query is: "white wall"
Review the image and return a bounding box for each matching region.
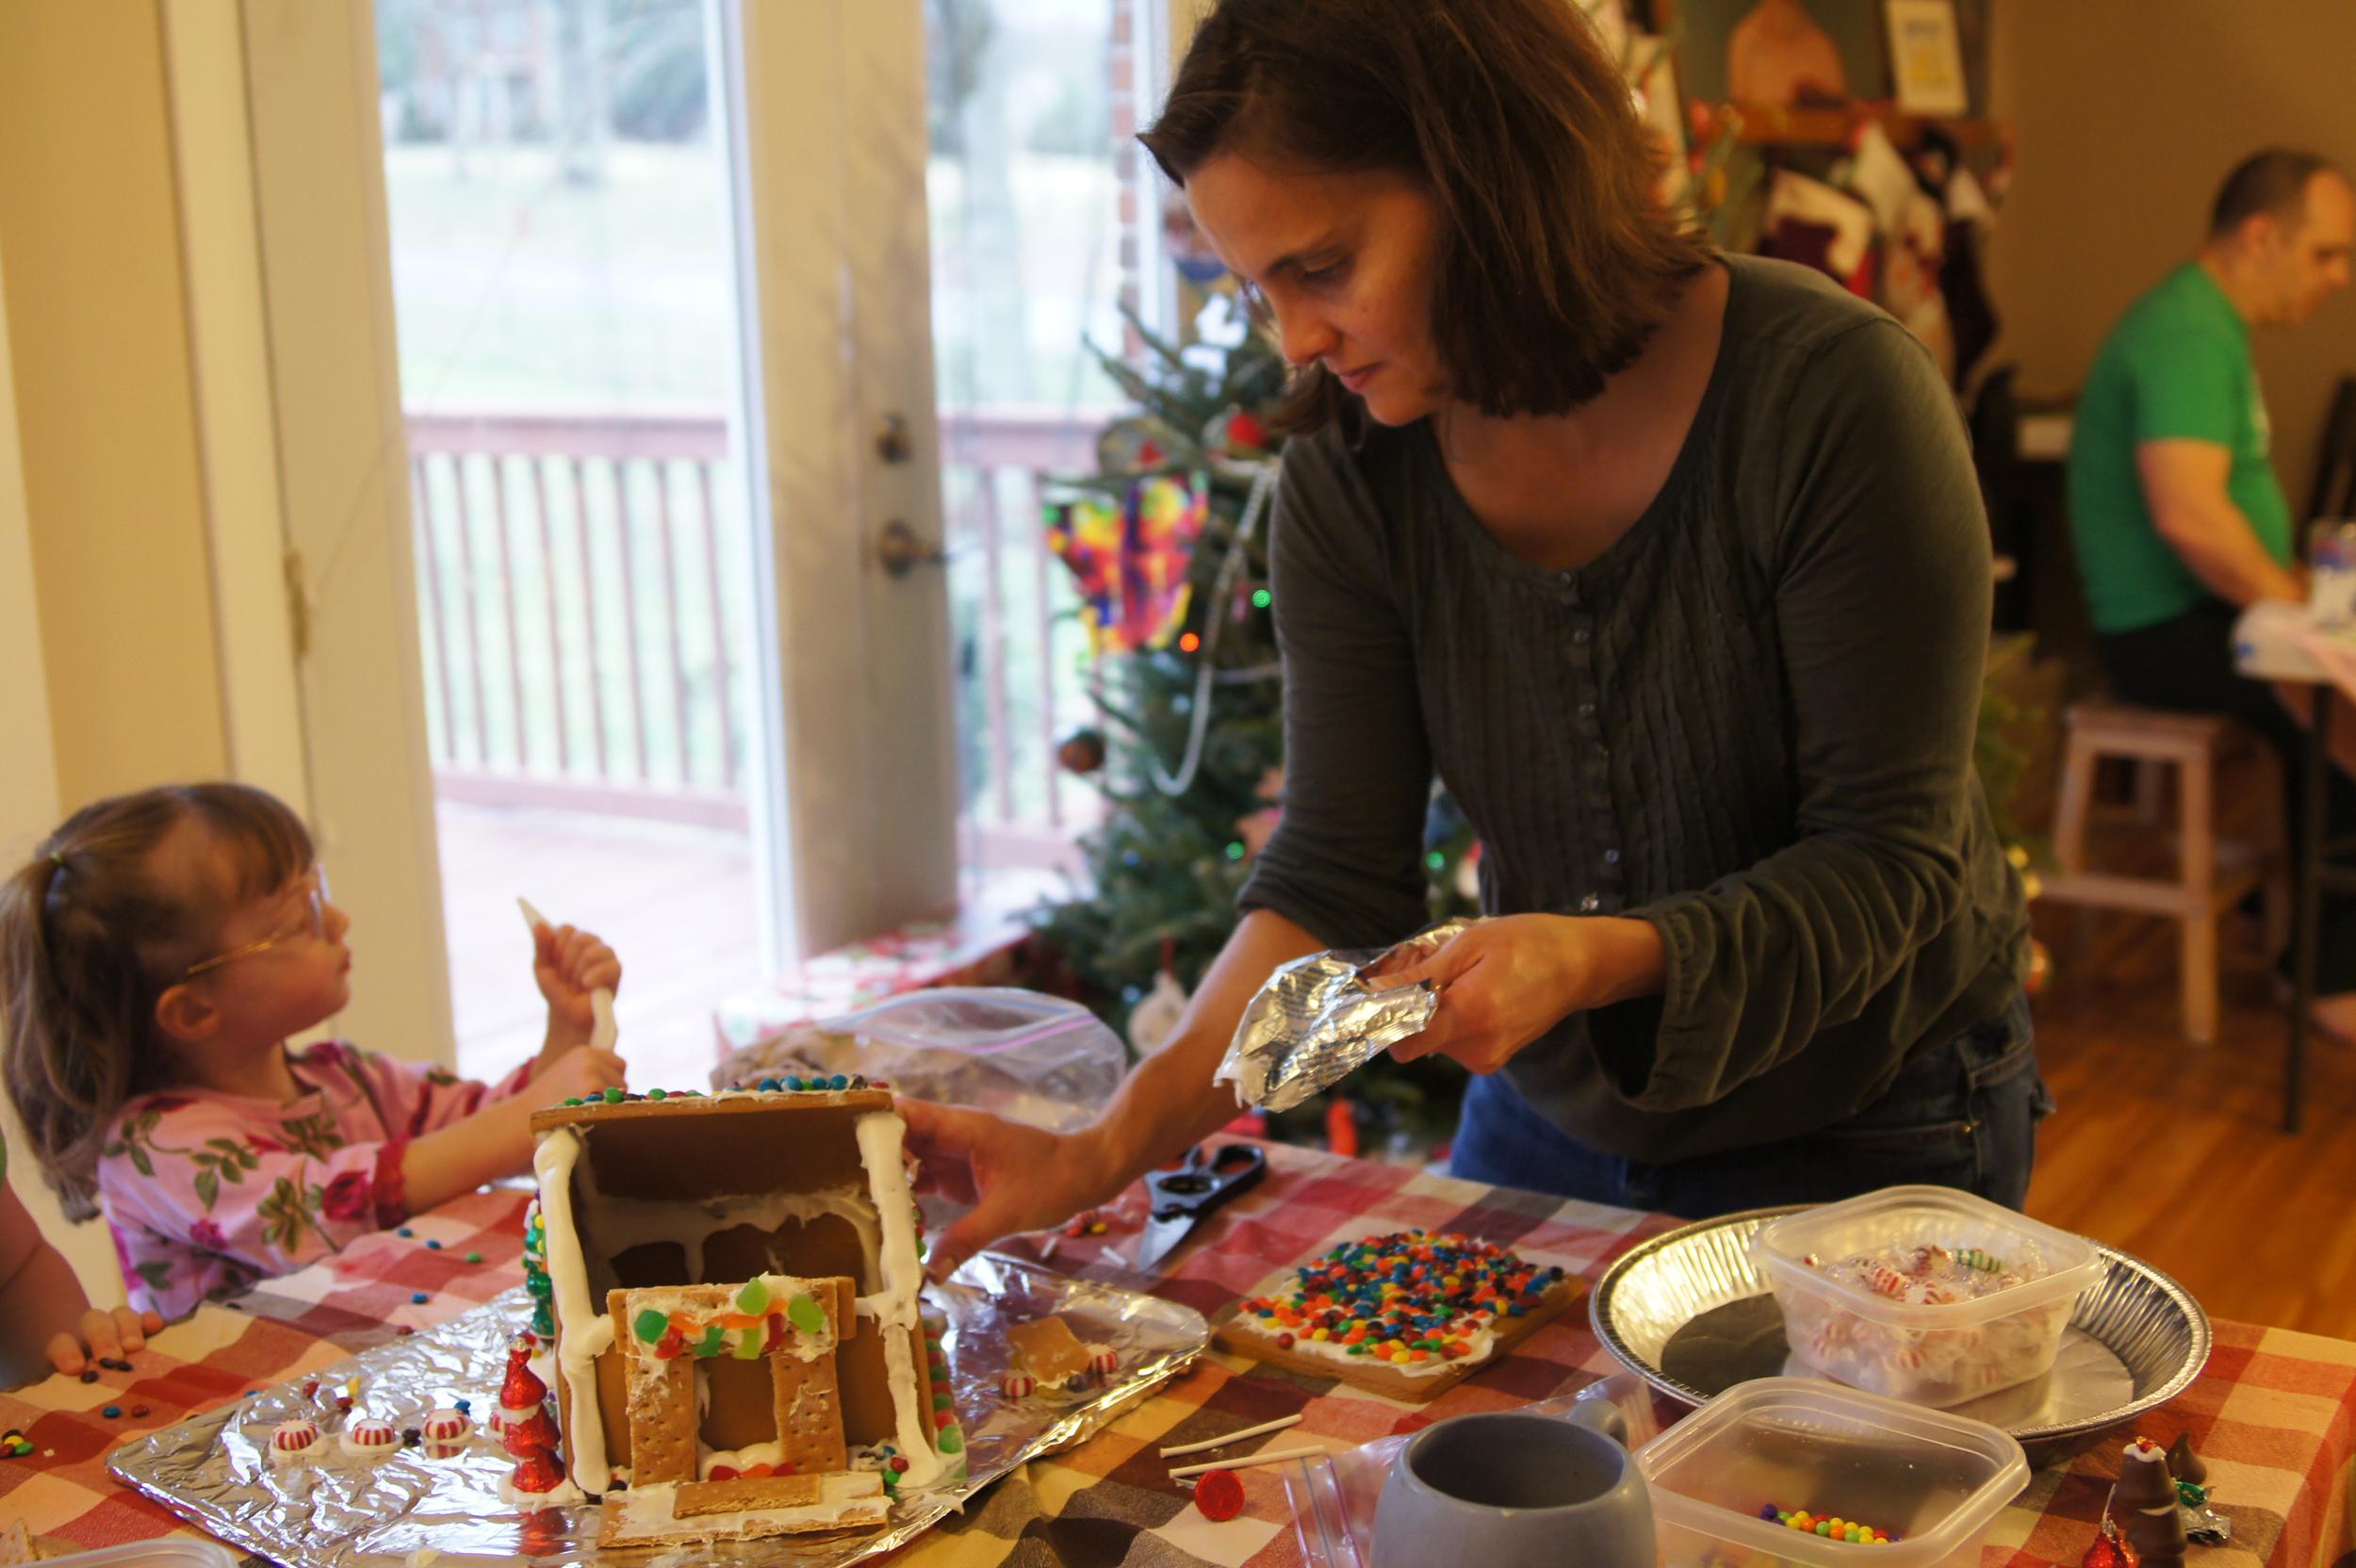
[0,225,120,1305]
[1988,0,2356,508]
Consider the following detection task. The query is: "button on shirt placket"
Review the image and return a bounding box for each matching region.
[1562,573,1622,917]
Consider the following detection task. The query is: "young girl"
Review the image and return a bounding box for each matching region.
[0,783,627,1320]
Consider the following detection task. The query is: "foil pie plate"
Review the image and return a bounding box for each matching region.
[1588,1206,2211,1468]
[108,1254,1206,1566]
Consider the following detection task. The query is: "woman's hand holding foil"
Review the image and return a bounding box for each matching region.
[1362,914,1666,1073]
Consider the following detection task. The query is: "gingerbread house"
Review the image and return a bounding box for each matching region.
[526,1083,959,1545]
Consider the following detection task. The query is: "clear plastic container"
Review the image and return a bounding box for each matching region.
[1637,1377,2029,1568]
[25,1545,238,1568]
[1752,1185,2104,1406]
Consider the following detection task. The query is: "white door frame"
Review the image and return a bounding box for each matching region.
[173,0,456,1068]
[726,0,958,965]
[169,0,968,1048]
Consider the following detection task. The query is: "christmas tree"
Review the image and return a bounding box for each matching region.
[1031,293,1474,1152]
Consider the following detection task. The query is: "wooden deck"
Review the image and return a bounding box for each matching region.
[436,800,762,1092]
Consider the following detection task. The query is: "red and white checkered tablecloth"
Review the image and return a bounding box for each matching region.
[4,1146,2351,1568]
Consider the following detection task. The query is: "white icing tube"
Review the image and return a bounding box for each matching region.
[532,1129,615,1494]
[519,896,618,1055]
[855,1110,944,1489]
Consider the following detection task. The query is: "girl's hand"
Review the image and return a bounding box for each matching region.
[533,923,622,1048]
[46,1304,165,1378]
[532,1046,628,1104]
[895,1100,1119,1282]
[1362,914,1665,1074]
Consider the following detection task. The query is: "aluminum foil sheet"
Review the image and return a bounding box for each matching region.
[1587,1206,2212,1469]
[1216,919,1477,1111]
[109,1259,1206,1566]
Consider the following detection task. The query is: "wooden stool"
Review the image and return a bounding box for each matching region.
[2041,701,2288,1044]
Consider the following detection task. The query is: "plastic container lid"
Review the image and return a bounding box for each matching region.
[1636,1377,2029,1568]
[25,1544,240,1568]
[1751,1185,2104,1332]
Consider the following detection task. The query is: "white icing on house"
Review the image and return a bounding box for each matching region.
[602,1470,887,1543]
[577,1186,884,1290]
[856,1108,943,1489]
[532,1128,613,1494]
[698,1438,788,1476]
[532,1097,952,1504]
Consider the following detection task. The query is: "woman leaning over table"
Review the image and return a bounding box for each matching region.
[904,0,2040,1268]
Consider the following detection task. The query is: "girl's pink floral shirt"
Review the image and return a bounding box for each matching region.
[97,1039,534,1318]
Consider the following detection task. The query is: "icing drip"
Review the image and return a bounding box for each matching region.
[856,1110,943,1490]
[573,1181,885,1294]
[699,1439,788,1477]
[532,1129,614,1494]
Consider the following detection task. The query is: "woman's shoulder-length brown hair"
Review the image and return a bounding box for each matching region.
[1139,0,1712,434]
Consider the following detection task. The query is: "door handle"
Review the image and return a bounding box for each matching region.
[875,519,948,578]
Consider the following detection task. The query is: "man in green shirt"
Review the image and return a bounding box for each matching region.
[2069,148,2356,1021]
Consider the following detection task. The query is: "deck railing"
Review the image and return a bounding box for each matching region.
[406,407,1101,872]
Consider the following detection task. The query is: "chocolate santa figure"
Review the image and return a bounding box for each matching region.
[2116,1437,2187,1568]
[498,1335,566,1496]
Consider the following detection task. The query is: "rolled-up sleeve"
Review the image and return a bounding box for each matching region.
[1235,434,1433,951]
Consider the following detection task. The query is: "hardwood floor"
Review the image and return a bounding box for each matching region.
[2024,899,2356,1340]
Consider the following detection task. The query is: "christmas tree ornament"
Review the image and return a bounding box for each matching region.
[1046,473,1208,656]
[1128,968,1191,1056]
[1094,415,1177,476]
[1203,404,1270,463]
[1056,727,1107,776]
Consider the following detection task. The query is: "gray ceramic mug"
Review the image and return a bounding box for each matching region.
[1372,1400,1651,1568]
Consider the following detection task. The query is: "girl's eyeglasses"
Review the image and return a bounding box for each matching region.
[181,866,331,978]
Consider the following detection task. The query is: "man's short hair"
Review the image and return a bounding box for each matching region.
[2211,149,2341,237]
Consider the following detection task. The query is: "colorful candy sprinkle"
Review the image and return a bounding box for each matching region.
[1235,1230,1564,1367]
[1766,1507,1895,1544]
[465,1250,483,1264]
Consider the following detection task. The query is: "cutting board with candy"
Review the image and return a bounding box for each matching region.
[1212,1229,1582,1402]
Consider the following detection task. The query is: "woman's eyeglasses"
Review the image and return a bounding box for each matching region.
[182,866,331,978]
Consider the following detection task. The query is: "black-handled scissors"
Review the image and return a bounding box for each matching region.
[1131,1142,1268,1272]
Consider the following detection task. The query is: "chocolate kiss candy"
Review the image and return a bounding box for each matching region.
[2081,1532,2136,1568]
[2166,1433,2206,1486]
